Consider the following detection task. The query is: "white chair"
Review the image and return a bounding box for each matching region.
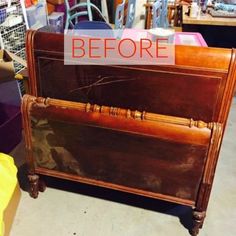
[125,0,136,28]
[65,0,107,30]
[114,0,126,29]
[152,0,169,28]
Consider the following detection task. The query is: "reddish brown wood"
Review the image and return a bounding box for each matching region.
[28,174,39,199]
[23,30,236,235]
[22,94,222,236]
[35,166,195,206]
[22,94,217,202]
[191,210,206,236]
[144,3,152,29]
[25,30,235,125]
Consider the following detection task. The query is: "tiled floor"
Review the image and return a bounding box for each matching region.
[9,98,236,236]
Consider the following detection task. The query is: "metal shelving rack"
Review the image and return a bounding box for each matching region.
[0,0,27,94]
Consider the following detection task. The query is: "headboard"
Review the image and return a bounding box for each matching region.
[26,30,236,126]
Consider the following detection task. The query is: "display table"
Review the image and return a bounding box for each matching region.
[182,6,236,26]
[182,6,236,47]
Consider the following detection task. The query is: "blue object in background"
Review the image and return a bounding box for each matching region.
[74,20,112,30]
[65,0,107,30]
[152,0,162,28]
[160,0,169,28]
[153,0,169,28]
[125,0,137,28]
[214,3,236,12]
[114,0,125,29]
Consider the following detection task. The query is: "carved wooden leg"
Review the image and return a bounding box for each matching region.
[28,175,47,198]
[38,179,46,192]
[191,210,206,236]
[28,174,39,199]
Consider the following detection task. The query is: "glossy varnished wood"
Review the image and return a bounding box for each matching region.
[26,30,235,125]
[22,95,218,205]
[24,30,236,235]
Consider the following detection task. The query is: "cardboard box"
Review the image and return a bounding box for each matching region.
[0,101,22,153]
[0,50,15,84]
[0,50,25,153]
[0,49,27,84]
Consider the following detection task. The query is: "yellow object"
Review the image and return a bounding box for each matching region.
[32,0,39,5]
[0,153,18,236]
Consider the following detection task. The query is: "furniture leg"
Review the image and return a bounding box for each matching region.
[191,210,206,236]
[39,179,46,192]
[28,175,46,198]
[28,174,40,198]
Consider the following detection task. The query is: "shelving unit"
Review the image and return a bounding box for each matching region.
[0,0,27,94]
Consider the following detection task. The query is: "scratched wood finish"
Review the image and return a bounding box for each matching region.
[22,95,214,204]
[26,30,236,125]
[24,30,236,235]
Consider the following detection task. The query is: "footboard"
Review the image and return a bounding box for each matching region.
[22,95,222,210]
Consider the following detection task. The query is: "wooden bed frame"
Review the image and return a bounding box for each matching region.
[23,30,236,235]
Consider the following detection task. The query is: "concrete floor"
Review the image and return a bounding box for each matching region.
[9,98,236,236]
